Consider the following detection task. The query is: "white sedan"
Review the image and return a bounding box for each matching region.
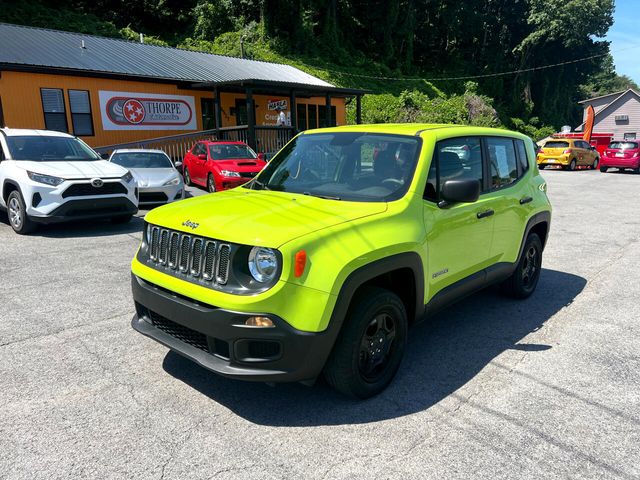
[109,149,184,206]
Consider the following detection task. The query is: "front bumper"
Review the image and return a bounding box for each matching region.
[138,185,184,205]
[30,197,138,224]
[131,274,336,382]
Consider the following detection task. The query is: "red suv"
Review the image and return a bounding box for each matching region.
[600,141,640,173]
[183,141,267,192]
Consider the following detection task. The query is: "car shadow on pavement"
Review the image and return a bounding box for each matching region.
[162,268,586,426]
[0,210,145,238]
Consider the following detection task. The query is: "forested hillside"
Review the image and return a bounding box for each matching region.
[1,0,637,137]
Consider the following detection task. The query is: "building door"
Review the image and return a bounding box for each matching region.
[235,99,248,126]
[201,98,216,130]
[308,104,317,129]
[297,104,307,131]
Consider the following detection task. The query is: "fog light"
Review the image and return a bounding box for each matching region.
[245,316,274,327]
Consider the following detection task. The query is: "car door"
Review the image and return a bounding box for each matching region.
[423,136,495,301]
[483,136,532,263]
[191,142,206,184]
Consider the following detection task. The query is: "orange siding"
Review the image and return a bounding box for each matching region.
[0,71,346,147]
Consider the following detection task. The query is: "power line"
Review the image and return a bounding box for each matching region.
[319,43,640,82]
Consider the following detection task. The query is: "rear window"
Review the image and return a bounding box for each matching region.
[608,142,638,150]
[543,141,570,148]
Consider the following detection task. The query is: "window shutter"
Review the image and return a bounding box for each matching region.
[41,89,65,113]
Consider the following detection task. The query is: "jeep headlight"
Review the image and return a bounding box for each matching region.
[248,247,278,283]
[27,171,64,186]
[122,171,134,183]
[221,170,241,177]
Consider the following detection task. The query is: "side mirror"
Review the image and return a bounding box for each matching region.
[257,152,266,161]
[197,154,207,160]
[100,152,110,160]
[440,179,480,205]
[174,161,183,170]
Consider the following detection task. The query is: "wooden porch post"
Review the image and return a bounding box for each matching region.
[289,90,297,130]
[214,87,222,137]
[246,87,256,150]
[325,94,332,127]
[356,95,362,125]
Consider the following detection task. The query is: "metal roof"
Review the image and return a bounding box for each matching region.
[0,23,339,90]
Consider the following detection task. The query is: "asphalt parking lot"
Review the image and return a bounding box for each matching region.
[1,170,639,479]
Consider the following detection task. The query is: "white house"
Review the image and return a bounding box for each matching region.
[576,89,640,140]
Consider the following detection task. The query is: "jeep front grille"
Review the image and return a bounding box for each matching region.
[147,226,231,285]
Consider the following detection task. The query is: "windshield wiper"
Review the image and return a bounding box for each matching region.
[303,191,341,201]
[252,179,270,190]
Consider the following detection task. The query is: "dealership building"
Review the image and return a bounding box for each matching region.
[0,23,364,154]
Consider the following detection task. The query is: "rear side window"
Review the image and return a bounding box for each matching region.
[486,137,517,190]
[425,136,483,202]
[515,139,529,173]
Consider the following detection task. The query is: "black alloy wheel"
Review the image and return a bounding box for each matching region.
[324,286,407,398]
[501,233,543,299]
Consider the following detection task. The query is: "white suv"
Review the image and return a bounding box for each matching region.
[0,128,138,234]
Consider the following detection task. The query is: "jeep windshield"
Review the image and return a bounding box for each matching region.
[251,132,421,202]
[6,136,101,161]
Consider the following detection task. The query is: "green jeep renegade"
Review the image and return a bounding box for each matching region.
[131,124,551,398]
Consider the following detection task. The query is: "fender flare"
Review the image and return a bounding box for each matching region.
[517,211,551,262]
[1,179,23,203]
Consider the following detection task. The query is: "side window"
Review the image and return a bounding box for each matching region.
[41,88,68,132]
[487,137,517,190]
[515,139,529,173]
[68,90,94,136]
[425,136,483,202]
[194,143,205,155]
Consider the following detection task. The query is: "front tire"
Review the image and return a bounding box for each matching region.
[207,174,216,193]
[501,233,543,299]
[7,190,36,234]
[323,287,407,399]
[592,157,599,170]
[183,168,192,186]
[538,164,546,170]
[600,166,608,173]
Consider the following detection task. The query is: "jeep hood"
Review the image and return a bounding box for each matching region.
[14,160,127,179]
[144,188,388,247]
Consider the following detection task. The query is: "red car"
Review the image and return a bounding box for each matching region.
[183,141,267,192]
[600,141,640,173]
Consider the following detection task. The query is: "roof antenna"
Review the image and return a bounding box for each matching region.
[140,33,144,44]
[80,40,86,49]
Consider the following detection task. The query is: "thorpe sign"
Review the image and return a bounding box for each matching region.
[98,91,197,131]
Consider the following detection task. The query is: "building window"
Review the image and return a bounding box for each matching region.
[68,90,94,136]
[40,88,68,132]
[624,132,636,140]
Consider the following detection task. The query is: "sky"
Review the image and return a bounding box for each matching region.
[607,0,640,83]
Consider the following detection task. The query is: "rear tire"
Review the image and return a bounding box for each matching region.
[501,233,543,299]
[7,190,36,234]
[183,168,192,186]
[600,166,608,173]
[538,164,546,170]
[323,287,407,399]
[567,159,577,171]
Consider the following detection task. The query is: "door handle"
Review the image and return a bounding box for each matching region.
[477,209,494,219]
[519,196,533,205]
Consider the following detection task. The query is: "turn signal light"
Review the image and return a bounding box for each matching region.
[294,250,307,277]
[245,316,274,328]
